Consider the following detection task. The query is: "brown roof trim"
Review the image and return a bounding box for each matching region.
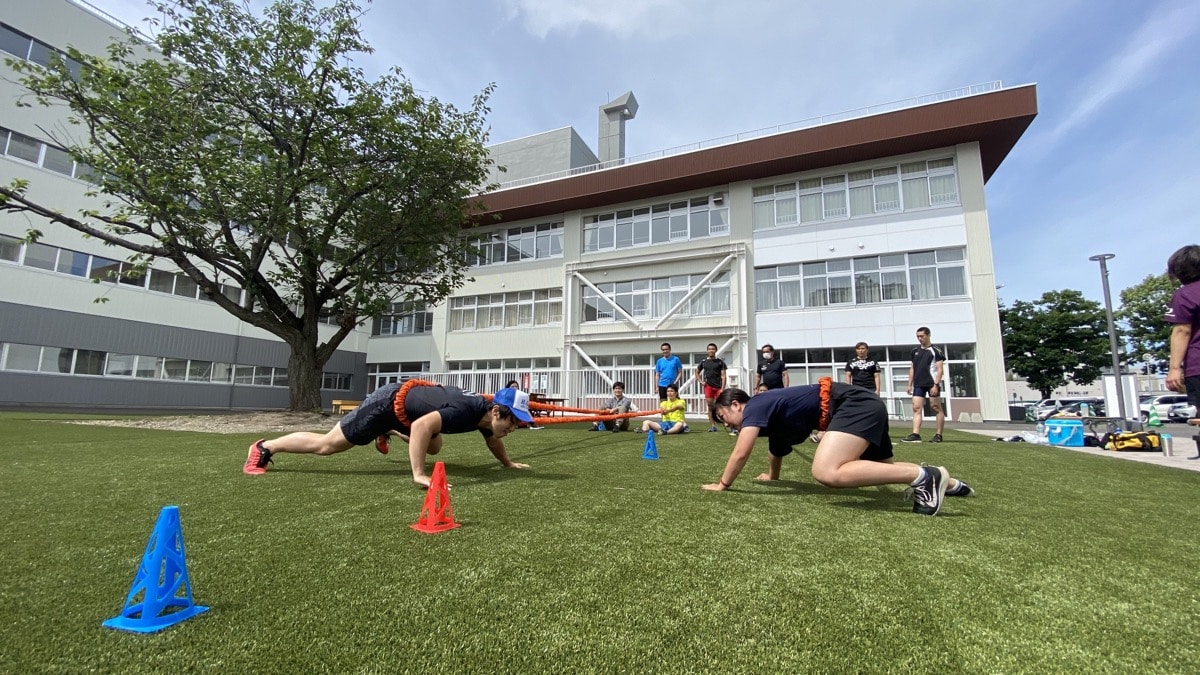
[474,84,1037,226]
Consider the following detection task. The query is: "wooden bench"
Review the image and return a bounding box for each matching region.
[529,393,567,417]
[331,399,362,414]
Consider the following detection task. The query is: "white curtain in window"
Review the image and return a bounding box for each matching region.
[874,182,900,211]
[855,273,881,303]
[805,278,828,307]
[799,194,822,222]
[779,279,803,307]
[902,177,930,209]
[910,268,938,300]
[849,186,874,217]
[756,281,777,310]
[938,266,967,296]
[929,174,958,204]
[775,197,797,225]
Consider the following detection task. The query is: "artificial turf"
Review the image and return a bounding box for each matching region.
[0,412,1197,673]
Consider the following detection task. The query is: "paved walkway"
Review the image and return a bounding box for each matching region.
[940,421,1200,473]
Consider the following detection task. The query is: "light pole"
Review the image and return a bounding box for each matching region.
[1089,253,1127,421]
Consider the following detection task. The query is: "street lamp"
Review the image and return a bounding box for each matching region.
[1089,253,1128,421]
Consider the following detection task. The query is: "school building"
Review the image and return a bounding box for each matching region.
[0,0,1038,420]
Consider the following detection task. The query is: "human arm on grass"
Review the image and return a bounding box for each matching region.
[484,434,529,470]
[1167,323,1192,392]
[702,426,761,491]
[407,411,443,489]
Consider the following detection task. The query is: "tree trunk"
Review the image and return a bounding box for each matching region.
[287,343,325,412]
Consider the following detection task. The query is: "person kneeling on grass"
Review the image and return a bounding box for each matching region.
[701,380,973,516]
[639,384,689,435]
[243,381,533,488]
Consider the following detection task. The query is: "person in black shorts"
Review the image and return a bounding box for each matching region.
[243,382,532,488]
[700,381,972,515]
[903,326,946,443]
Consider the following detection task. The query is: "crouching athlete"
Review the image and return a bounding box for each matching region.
[243,381,533,488]
[701,379,973,515]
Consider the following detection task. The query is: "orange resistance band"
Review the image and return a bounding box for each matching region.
[391,379,442,429]
[818,376,832,432]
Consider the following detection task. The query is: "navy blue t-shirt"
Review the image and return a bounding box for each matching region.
[739,385,821,456]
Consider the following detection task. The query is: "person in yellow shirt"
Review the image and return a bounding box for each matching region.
[638,384,689,435]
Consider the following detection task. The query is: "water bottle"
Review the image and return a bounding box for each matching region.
[1036,420,1046,437]
[1080,402,1090,417]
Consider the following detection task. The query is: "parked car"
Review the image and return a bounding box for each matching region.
[1167,402,1197,422]
[1032,397,1104,420]
[1138,393,1190,423]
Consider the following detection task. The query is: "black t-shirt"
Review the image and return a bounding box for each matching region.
[909,346,946,389]
[402,385,494,437]
[757,359,788,389]
[696,357,727,388]
[844,358,879,389]
[739,385,820,456]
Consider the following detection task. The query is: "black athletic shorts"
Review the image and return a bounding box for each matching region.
[826,382,894,462]
[338,383,408,446]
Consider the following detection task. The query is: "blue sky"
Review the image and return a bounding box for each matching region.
[93,0,1200,306]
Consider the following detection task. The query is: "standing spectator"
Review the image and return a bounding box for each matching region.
[844,342,881,395]
[696,343,728,432]
[655,342,684,402]
[1165,245,1200,457]
[903,327,945,443]
[591,381,638,432]
[755,344,789,390]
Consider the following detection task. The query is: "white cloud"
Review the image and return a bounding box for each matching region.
[1044,1,1200,145]
[499,0,713,38]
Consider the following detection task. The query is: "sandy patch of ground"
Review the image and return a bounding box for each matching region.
[67,411,336,435]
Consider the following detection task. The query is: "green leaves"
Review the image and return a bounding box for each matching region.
[3,0,494,409]
[1117,273,1178,372]
[1001,290,1111,399]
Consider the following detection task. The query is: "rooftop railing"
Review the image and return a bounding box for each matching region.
[492,80,1004,192]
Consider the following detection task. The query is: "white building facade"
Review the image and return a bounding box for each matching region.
[1,0,1037,420]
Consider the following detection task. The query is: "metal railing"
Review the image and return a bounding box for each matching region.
[493,81,1004,192]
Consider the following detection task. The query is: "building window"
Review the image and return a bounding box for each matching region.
[449,288,562,332]
[584,194,728,253]
[581,271,731,323]
[755,247,967,310]
[373,301,433,336]
[753,157,959,230]
[465,222,563,267]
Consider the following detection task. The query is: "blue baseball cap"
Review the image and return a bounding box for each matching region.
[493,387,534,424]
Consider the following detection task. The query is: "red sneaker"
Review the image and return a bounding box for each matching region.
[243,439,272,475]
[375,435,390,455]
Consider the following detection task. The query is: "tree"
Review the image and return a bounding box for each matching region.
[1000,290,1111,399]
[0,0,494,410]
[1117,273,1178,373]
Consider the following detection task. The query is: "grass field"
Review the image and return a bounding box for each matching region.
[1,411,1198,673]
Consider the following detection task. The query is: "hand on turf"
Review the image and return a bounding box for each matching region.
[506,462,531,469]
[701,482,727,491]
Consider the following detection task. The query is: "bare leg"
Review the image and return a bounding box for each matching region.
[810,431,924,488]
[931,397,945,435]
[910,396,925,435]
[264,422,355,456]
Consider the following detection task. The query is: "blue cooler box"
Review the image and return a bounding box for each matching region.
[1045,419,1084,447]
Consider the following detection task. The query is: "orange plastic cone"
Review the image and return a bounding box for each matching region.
[410,461,461,534]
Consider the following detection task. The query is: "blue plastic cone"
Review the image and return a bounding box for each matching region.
[597,421,606,431]
[103,506,209,633]
[642,432,658,460]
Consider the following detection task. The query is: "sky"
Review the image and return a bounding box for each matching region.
[88,0,1200,307]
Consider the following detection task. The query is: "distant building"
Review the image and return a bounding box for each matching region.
[1,0,1037,420]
